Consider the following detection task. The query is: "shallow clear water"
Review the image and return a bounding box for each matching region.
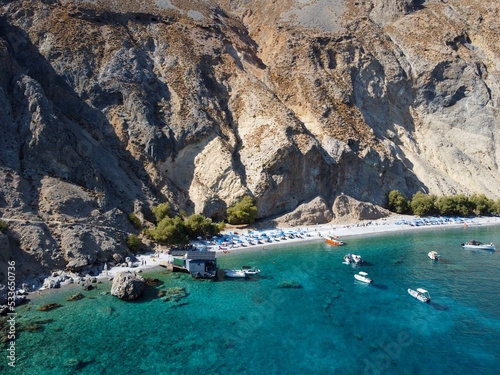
[4,225,500,375]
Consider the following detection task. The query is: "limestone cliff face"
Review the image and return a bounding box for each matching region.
[0,0,499,281]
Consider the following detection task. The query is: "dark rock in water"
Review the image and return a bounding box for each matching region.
[144,277,162,286]
[277,280,303,289]
[110,271,145,300]
[63,358,92,371]
[32,319,54,325]
[37,303,62,311]
[24,323,43,332]
[83,283,93,291]
[67,292,85,301]
[160,287,187,303]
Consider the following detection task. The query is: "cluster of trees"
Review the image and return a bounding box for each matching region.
[131,196,258,246]
[388,191,500,217]
[144,202,225,245]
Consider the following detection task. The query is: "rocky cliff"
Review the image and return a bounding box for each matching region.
[0,0,498,283]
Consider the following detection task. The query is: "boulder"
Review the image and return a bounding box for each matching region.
[66,258,89,272]
[331,195,393,224]
[271,196,333,226]
[110,271,145,300]
[113,253,123,263]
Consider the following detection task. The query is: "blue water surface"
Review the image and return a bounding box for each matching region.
[4,225,500,375]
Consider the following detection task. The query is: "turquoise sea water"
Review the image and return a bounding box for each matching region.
[3,225,500,375]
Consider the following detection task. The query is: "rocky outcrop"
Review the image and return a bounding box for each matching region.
[271,196,333,226]
[331,195,393,223]
[110,271,145,300]
[0,0,499,282]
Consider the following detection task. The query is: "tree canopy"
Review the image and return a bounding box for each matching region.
[152,202,172,223]
[410,192,437,216]
[387,190,499,217]
[126,234,143,253]
[387,190,409,214]
[227,195,258,225]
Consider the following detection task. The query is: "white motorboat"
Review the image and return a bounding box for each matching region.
[428,251,440,260]
[224,270,246,278]
[408,288,431,303]
[344,254,363,264]
[354,271,372,283]
[461,240,495,251]
[242,267,260,275]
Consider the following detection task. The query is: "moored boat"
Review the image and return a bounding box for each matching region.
[408,288,431,303]
[343,254,362,264]
[224,270,246,278]
[326,236,345,246]
[242,266,261,275]
[428,251,440,260]
[461,240,495,251]
[354,271,372,283]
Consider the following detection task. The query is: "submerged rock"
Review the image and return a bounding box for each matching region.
[159,287,187,303]
[144,277,162,287]
[37,303,62,311]
[110,271,145,300]
[67,292,85,301]
[277,281,303,289]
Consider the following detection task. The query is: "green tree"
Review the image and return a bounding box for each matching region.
[0,220,6,233]
[470,194,495,215]
[410,192,436,216]
[227,195,258,225]
[128,213,142,229]
[436,194,474,216]
[153,203,171,223]
[453,194,473,216]
[387,190,409,214]
[184,214,221,238]
[126,234,143,253]
[217,221,226,232]
[149,216,188,245]
[435,196,455,216]
[494,199,500,215]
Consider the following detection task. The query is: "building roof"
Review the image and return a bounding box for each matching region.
[170,250,217,261]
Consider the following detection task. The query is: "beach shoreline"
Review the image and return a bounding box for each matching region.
[27,215,500,296]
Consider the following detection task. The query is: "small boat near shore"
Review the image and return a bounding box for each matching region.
[224,270,246,278]
[428,251,440,260]
[408,288,431,303]
[461,240,495,251]
[325,236,345,246]
[242,266,261,275]
[354,271,372,283]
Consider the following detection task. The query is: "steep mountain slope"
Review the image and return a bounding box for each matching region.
[0,0,498,281]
